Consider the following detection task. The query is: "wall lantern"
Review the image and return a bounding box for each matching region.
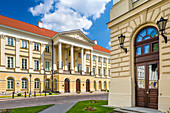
[157,17,168,43]
[118,34,127,53]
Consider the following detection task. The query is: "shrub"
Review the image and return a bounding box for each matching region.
[91,100,99,103]
[167,107,170,113]
[17,93,22,96]
[84,106,97,111]
[49,91,52,95]
[77,91,81,94]
[89,91,93,93]
[0,109,11,113]
[107,90,109,92]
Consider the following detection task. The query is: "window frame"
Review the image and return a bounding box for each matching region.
[34,60,40,70]
[7,78,14,89]
[7,37,14,46]
[22,79,27,89]
[34,43,40,51]
[21,40,28,49]
[45,61,50,71]
[21,58,28,69]
[34,79,40,89]
[45,79,50,89]
[86,54,90,60]
[7,56,14,68]
[45,45,50,53]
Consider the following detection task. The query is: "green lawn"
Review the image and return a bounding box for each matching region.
[0,104,54,113]
[66,100,114,113]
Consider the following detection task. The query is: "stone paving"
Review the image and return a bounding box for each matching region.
[0,93,108,109]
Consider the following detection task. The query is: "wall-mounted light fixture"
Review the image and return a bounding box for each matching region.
[157,17,168,43]
[118,34,127,53]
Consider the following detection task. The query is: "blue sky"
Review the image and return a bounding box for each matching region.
[0,0,113,50]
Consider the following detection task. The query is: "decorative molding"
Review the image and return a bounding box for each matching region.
[0,35,5,39]
[16,38,20,42]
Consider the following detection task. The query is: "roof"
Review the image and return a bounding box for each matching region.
[93,45,111,53]
[0,15,57,38]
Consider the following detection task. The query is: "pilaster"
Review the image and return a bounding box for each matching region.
[58,42,63,73]
[53,46,57,71]
[41,44,44,74]
[0,35,5,70]
[15,38,20,72]
[70,45,74,74]
[96,56,99,77]
[81,48,84,75]
[29,41,33,73]
[90,50,93,76]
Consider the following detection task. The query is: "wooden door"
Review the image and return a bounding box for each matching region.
[136,63,158,109]
[76,79,81,92]
[86,80,90,92]
[65,79,70,93]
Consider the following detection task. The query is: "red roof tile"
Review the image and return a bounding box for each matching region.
[0,15,57,38]
[93,45,111,53]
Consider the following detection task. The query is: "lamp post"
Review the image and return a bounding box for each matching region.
[118,34,127,53]
[29,74,32,97]
[157,17,168,43]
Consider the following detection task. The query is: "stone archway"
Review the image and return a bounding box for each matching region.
[64,78,70,93]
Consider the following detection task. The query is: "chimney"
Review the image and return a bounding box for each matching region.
[93,40,97,45]
[37,21,43,28]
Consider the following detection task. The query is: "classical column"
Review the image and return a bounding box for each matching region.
[15,38,20,72]
[53,46,57,71]
[41,44,44,74]
[84,50,86,73]
[81,48,84,75]
[0,35,5,70]
[64,48,68,70]
[106,58,109,78]
[58,42,63,73]
[70,45,74,74]
[75,51,78,72]
[29,41,33,73]
[90,50,93,76]
[96,56,98,77]
[101,57,104,77]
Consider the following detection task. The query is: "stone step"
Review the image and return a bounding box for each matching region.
[114,108,137,113]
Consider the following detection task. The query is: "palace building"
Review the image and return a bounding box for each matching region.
[107,0,170,112]
[0,15,111,94]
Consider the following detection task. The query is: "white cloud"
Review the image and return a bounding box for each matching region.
[29,0,111,32]
[106,41,111,49]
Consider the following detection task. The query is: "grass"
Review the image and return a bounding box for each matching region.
[66,100,114,113]
[0,93,59,98]
[0,104,54,113]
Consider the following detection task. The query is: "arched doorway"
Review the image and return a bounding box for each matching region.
[104,81,107,90]
[76,79,81,92]
[86,79,90,92]
[135,27,159,109]
[94,81,97,91]
[99,81,102,90]
[64,78,70,93]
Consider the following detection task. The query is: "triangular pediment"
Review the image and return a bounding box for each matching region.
[58,30,94,44]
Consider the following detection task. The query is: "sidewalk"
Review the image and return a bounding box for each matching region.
[39,102,77,113]
[0,92,108,101]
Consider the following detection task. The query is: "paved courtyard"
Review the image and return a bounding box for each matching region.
[0,93,108,109]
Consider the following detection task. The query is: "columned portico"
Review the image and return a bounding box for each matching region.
[70,45,74,74]
[58,42,63,73]
[64,48,68,71]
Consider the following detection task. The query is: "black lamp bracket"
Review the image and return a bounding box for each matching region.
[161,32,167,43]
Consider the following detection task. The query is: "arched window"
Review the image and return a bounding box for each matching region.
[99,81,101,89]
[7,78,14,89]
[55,79,57,89]
[22,79,27,89]
[34,79,40,89]
[136,27,159,56]
[45,79,50,89]
[104,81,106,89]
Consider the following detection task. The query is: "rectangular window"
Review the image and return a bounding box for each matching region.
[78,53,81,58]
[104,69,106,76]
[103,58,106,63]
[93,55,95,61]
[7,37,14,46]
[34,60,40,70]
[86,67,89,72]
[144,44,150,54]
[69,50,71,56]
[152,43,159,52]
[45,61,50,71]
[108,59,111,64]
[98,57,101,62]
[86,54,90,60]
[108,70,111,77]
[22,58,27,69]
[21,40,28,48]
[45,45,50,53]
[98,69,101,75]
[93,68,95,75]
[7,57,14,68]
[34,43,40,51]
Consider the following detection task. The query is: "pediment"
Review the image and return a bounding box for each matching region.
[58,30,94,44]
